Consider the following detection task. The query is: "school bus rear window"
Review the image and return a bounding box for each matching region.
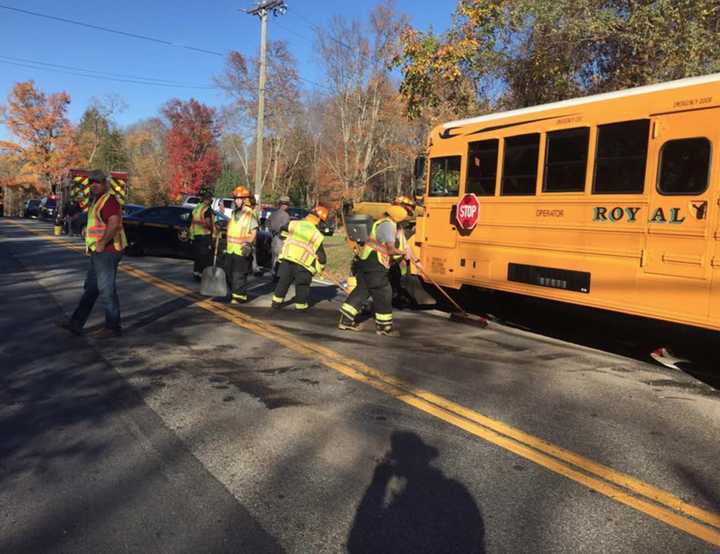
[593,119,649,194]
[429,156,461,197]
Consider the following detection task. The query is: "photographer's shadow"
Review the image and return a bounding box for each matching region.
[348,431,485,554]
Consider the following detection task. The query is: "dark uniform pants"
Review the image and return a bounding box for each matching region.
[227,252,253,300]
[341,254,393,330]
[273,261,313,309]
[192,235,212,274]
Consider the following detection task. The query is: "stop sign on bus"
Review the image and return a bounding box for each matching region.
[456,194,480,230]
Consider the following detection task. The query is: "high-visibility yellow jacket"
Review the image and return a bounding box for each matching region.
[226,207,257,255]
[85,192,127,253]
[190,204,212,237]
[360,217,398,269]
[279,218,324,274]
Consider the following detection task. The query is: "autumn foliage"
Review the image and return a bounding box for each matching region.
[1,81,80,191]
[162,98,222,200]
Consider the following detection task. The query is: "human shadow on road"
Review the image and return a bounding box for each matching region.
[347,431,485,554]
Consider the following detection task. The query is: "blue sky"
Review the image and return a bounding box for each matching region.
[0,0,454,141]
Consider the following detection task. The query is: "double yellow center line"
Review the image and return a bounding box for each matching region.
[7,221,720,547]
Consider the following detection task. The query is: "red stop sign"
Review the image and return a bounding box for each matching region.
[456,194,480,230]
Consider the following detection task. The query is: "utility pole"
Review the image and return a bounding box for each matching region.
[246,0,287,204]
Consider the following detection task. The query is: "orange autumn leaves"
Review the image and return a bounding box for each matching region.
[1,81,81,191]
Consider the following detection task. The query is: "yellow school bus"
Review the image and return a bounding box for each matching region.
[416,73,720,331]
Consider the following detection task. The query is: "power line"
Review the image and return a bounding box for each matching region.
[0,55,215,87]
[0,58,217,89]
[0,4,225,57]
[287,6,353,51]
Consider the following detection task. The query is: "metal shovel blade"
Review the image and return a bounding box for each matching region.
[200,266,228,297]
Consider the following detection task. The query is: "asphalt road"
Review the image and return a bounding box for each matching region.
[1,218,719,553]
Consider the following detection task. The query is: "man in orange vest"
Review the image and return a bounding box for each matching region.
[57,169,127,338]
[225,186,258,303]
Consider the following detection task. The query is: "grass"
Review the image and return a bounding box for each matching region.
[322,231,355,283]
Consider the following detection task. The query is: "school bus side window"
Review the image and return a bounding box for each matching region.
[501,133,540,196]
[543,127,589,193]
[467,139,499,196]
[593,119,649,194]
[658,138,711,195]
[429,156,461,197]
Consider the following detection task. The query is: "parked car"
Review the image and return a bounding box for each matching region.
[181,196,201,209]
[24,199,41,218]
[39,197,57,220]
[212,197,234,217]
[122,203,145,217]
[124,206,228,259]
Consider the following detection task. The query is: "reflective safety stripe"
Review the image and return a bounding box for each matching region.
[375,312,393,323]
[294,303,309,310]
[232,293,247,300]
[341,303,359,317]
[272,295,285,303]
[190,204,211,237]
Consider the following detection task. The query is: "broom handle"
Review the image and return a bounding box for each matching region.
[413,262,469,316]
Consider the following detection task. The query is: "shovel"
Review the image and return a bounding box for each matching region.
[200,233,228,297]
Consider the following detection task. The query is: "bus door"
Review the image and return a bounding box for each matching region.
[422,155,461,283]
[643,111,717,316]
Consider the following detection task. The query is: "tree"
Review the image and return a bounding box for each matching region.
[125,118,169,205]
[215,166,244,198]
[162,98,222,201]
[77,96,129,171]
[315,2,410,201]
[1,81,81,192]
[396,0,720,117]
[216,41,302,201]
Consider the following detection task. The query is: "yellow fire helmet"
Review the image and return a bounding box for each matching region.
[387,205,409,223]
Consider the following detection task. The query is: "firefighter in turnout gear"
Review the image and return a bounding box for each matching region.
[389,195,421,305]
[190,187,216,281]
[225,186,258,304]
[271,205,329,311]
[339,205,410,336]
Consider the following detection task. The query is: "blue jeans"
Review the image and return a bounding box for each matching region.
[71,252,122,331]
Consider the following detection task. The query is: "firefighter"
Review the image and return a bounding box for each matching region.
[271,205,329,311]
[190,187,216,281]
[339,205,409,336]
[225,186,258,304]
[389,195,420,305]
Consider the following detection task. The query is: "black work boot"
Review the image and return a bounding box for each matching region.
[375,323,398,337]
[338,314,360,331]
